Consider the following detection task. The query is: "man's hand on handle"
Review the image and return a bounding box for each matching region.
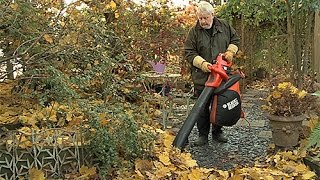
[224,44,238,62]
[193,56,212,73]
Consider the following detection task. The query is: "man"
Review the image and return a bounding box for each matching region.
[184,1,240,146]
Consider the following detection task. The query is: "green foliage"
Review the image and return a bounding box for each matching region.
[217,0,287,26]
[312,91,320,97]
[305,91,320,157]
[17,66,78,106]
[70,57,116,95]
[80,101,154,177]
[306,124,320,157]
[215,0,319,79]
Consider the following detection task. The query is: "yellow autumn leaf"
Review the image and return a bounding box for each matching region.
[153,161,164,169]
[308,117,319,130]
[2,110,19,116]
[156,0,165,3]
[35,111,45,121]
[302,171,316,179]
[60,21,65,26]
[177,172,189,180]
[261,105,272,111]
[269,169,290,177]
[280,151,298,161]
[295,164,307,172]
[185,159,197,168]
[79,165,97,176]
[115,12,120,18]
[290,86,298,94]
[278,82,291,90]
[18,135,33,149]
[230,174,244,180]
[180,153,197,168]
[208,174,219,180]
[271,90,282,99]
[29,168,45,180]
[19,127,32,135]
[57,137,63,145]
[43,34,53,44]
[298,90,307,98]
[264,175,275,180]
[167,164,177,172]
[98,112,106,120]
[66,113,73,122]
[110,1,117,9]
[19,115,37,126]
[273,154,281,163]
[163,132,174,148]
[106,1,117,10]
[134,169,144,178]
[158,153,171,166]
[217,169,229,178]
[153,109,162,117]
[155,166,171,178]
[10,3,18,10]
[188,168,202,180]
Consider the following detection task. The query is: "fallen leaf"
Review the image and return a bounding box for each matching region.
[158,153,171,166]
[302,171,316,179]
[135,159,154,172]
[10,3,18,10]
[28,168,45,180]
[155,166,171,178]
[43,34,53,44]
[188,168,202,180]
[79,165,96,176]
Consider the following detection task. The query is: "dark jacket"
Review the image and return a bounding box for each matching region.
[184,17,240,90]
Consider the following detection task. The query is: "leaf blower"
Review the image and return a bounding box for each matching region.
[172,54,244,149]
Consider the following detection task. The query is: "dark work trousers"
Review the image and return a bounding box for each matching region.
[194,88,222,137]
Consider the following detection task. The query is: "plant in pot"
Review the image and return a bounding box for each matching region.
[262,82,315,148]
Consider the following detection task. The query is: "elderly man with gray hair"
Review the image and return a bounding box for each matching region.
[184,1,240,146]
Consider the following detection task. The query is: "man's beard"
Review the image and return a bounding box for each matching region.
[201,22,212,29]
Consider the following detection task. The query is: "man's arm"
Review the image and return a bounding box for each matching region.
[184,28,211,72]
[184,28,198,65]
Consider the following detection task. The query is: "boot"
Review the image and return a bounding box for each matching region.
[194,136,208,146]
[212,132,228,143]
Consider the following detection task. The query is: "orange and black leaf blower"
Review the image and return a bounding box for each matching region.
[172,54,244,149]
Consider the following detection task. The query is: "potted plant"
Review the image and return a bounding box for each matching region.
[262,82,315,148]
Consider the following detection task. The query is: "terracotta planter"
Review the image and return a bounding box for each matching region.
[266,114,306,148]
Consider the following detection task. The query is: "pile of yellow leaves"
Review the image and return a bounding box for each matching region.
[114,126,317,180]
[262,82,313,116]
[13,166,97,180]
[18,127,317,180]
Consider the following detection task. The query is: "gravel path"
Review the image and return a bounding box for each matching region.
[170,88,272,170]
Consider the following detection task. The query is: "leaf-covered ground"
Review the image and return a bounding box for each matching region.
[0,80,318,179]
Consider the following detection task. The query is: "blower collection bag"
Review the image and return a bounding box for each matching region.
[210,81,242,126]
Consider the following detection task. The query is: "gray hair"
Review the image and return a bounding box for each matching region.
[197,1,214,14]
